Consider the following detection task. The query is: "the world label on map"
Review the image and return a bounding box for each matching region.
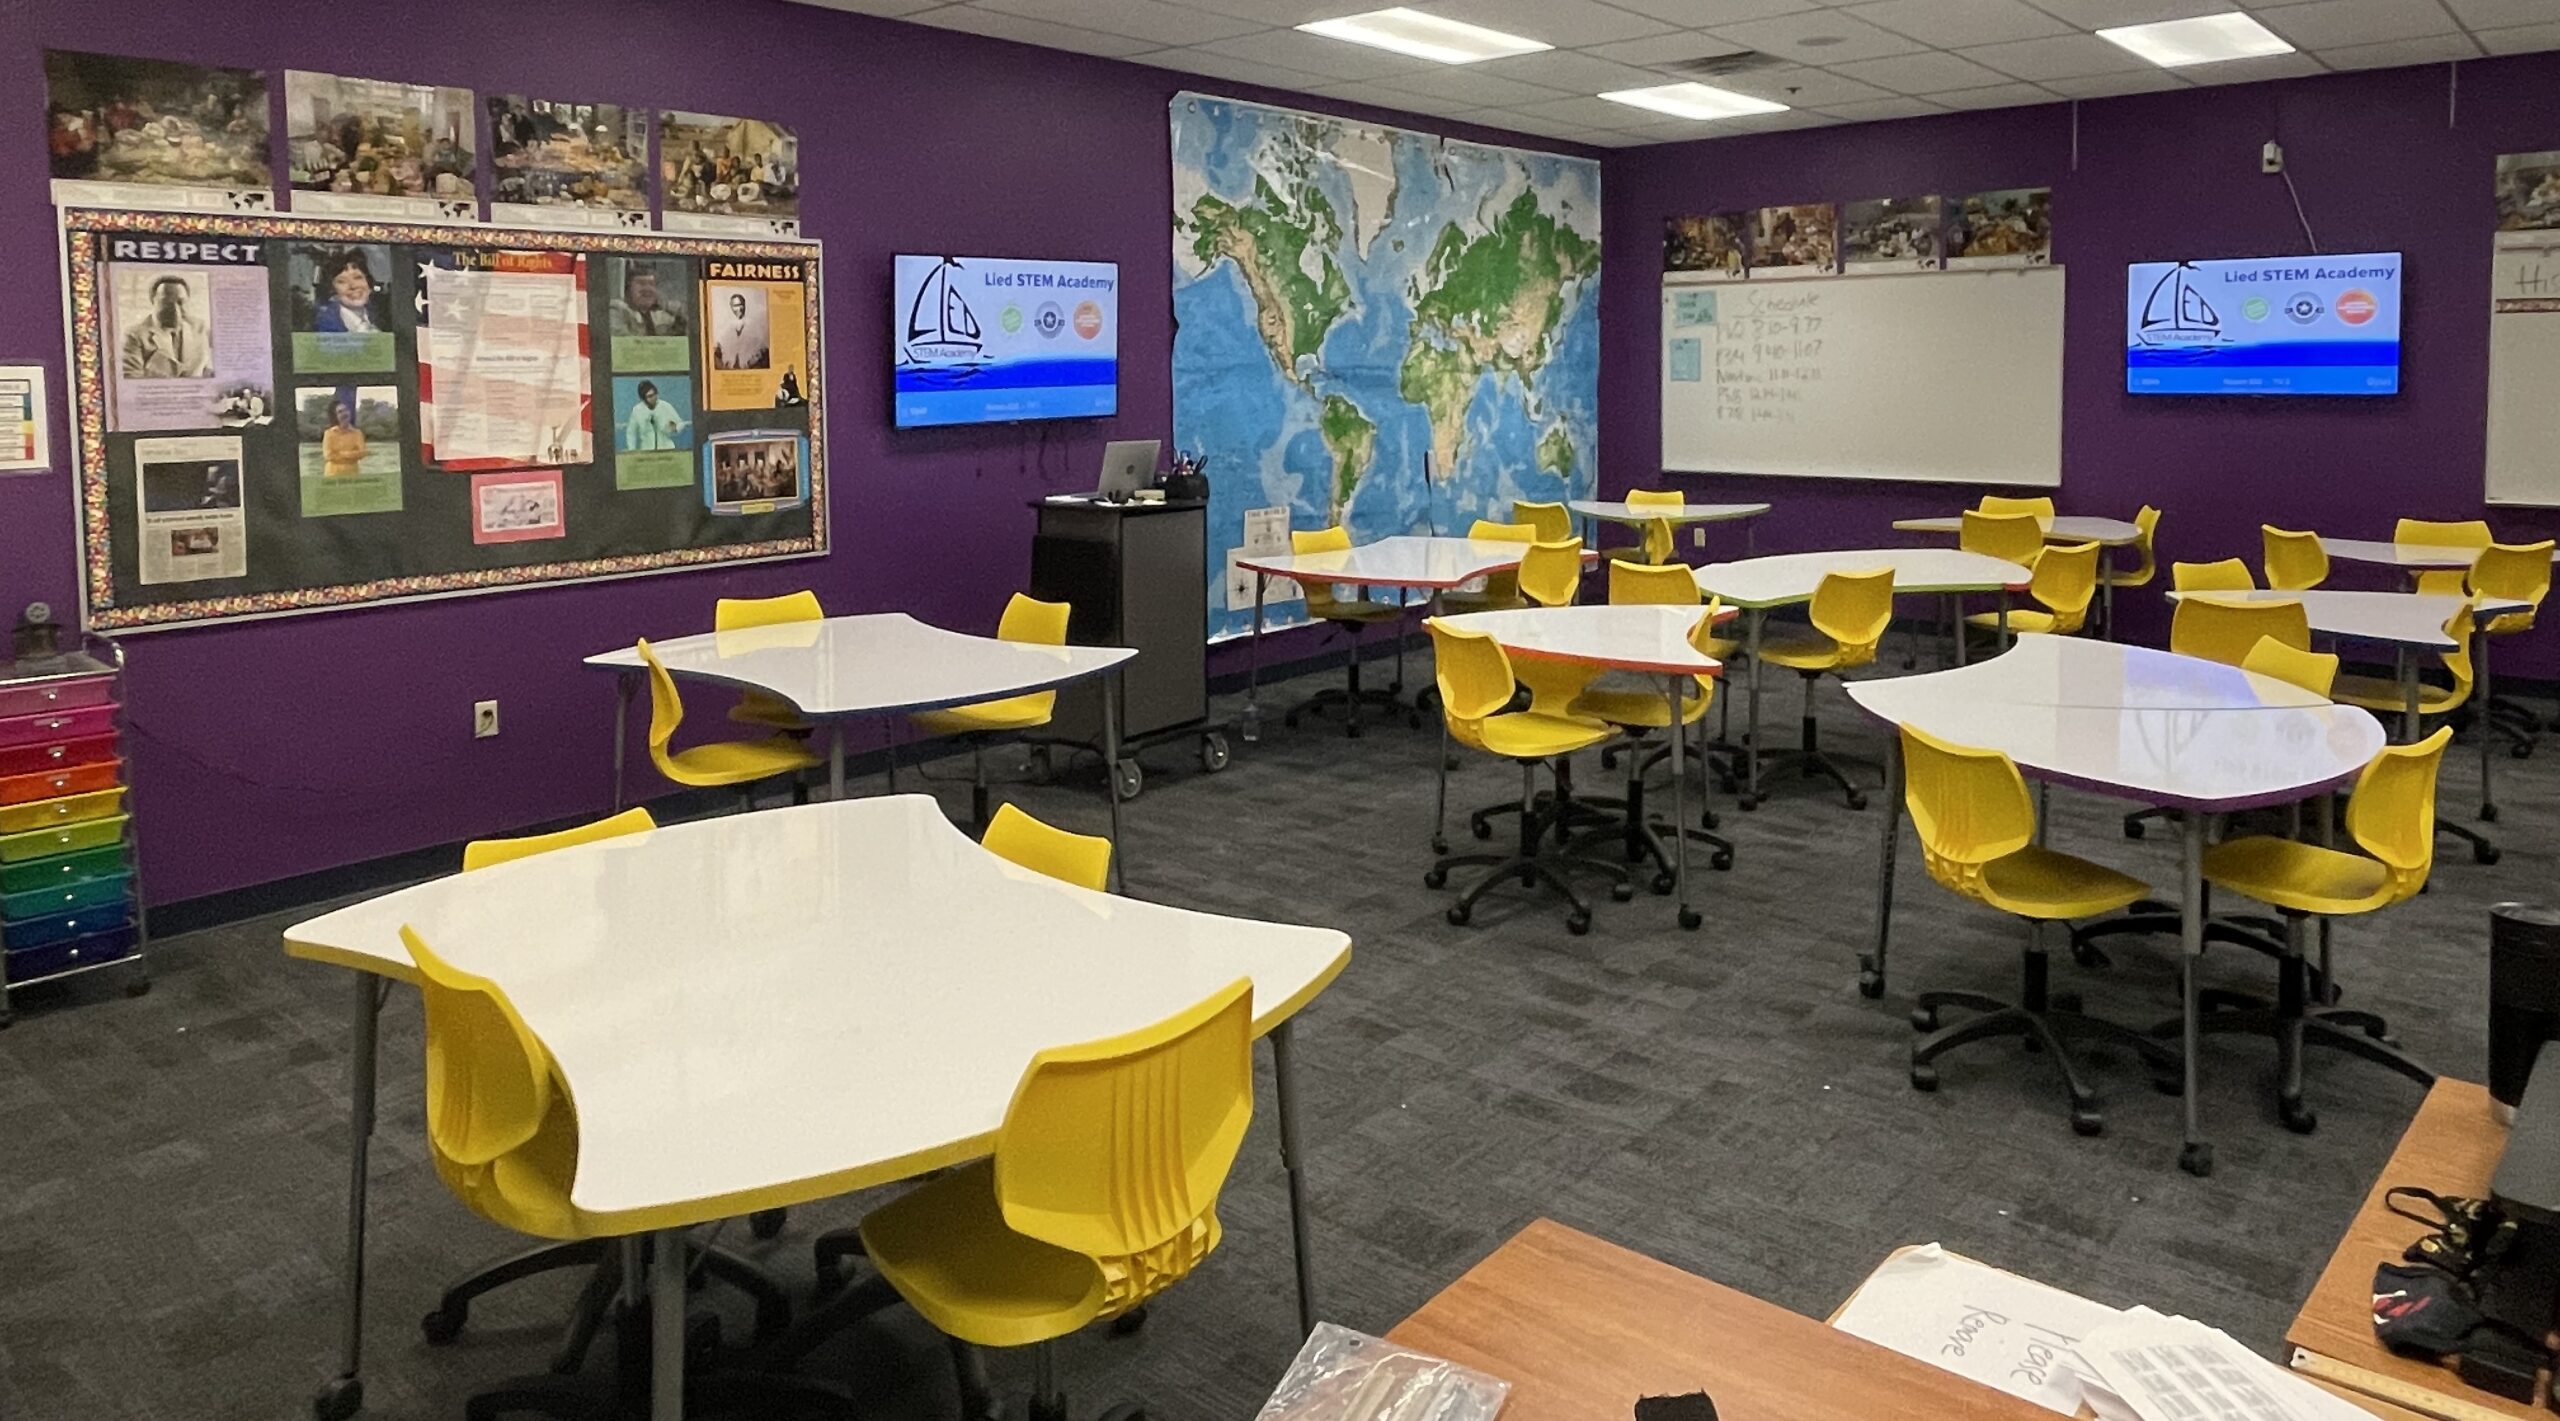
[1172,93,1602,638]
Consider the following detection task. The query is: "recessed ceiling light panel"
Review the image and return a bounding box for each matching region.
[2097,12,2294,67]
[1296,8,1552,65]
[1597,82,1790,121]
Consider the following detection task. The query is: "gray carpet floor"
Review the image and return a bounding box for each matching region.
[1,648,2550,1420]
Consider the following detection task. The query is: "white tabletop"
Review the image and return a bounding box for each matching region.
[1237,535,1585,591]
[2319,537,2559,570]
[1430,605,1729,676]
[1892,514,2144,546]
[2165,589,2528,649]
[1691,548,2032,610]
[1848,636,2384,812]
[284,797,1351,1230]
[584,612,1135,719]
[1569,500,1770,526]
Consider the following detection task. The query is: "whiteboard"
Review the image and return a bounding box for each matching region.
[1660,267,2064,487]
[2487,244,2560,508]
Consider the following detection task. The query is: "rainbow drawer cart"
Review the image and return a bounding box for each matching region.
[0,637,146,1022]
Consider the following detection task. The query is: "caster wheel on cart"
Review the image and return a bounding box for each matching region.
[1114,760,1144,800]
[1200,734,1231,773]
[1423,867,1449,889]
[1446,903,1472,926]
[1678,907,1702,931]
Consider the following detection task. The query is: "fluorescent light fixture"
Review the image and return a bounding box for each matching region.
[1598,82,1788,122]
[1296,8,1551,65]
[2097,11,2294,67]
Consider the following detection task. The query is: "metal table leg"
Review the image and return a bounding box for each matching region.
[2100,554,2117,641]
[2479,628,2497,821]
[1999,591,2012,651]
[611,672,635,813]
[1743,608,1765,809]
[1950,594,1968,667]
[1103,670,1126,894]
[2178,814,2211,1176]
[828,724,845,803]
[315,974,382,1421]
[2397,648,2419,743]
[1668,674,1697,931]
[1243,573,1267,743]
[650,1230,686,1421]
[1270,1020,1318,1337]
[1862,735,1900,999]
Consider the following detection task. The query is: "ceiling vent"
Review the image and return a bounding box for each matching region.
[1666,51,1788,78]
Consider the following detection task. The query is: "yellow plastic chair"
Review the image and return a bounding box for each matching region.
[1969,540,2097,636]
[637,640,823,810]
[1976,494,2055,520]
[2240,636,2339,698]
[1570,599,1737,885]
[1453,537,1613,857]
[911,593,1073,827]
[1603,555,1741,767]
[2331,601,2475,725]
[2171,558,2256,593]
[848,980,1254,1419]
[1517,538,1585,610]
[1627,488,1683,564]
[1752,568,1895,809]
[1281,526,1410,737]
[2261,527,2329,592]
[2397,518,2492,596]
[2187,728,2452,1131]
[2471,540,2553,758]
[1425,620,1630,934]
[1625,488,1684,511]
[1511,500,1573,544]
[1438,518,1532,615]
[1960,510,2046,569]
[2089,504,2160,640]
[463,808,656,872]
[407,927,586,1243]
[2171,596,2309,669]
[980,803,1111,894]
[1898,726,2176,1134]
[716,590,823,732]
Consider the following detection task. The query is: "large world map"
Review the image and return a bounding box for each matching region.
[1171,93,1602,639]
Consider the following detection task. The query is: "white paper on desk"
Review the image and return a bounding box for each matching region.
[2077,1308,2381,1421]
[1830,1243,2120,1414]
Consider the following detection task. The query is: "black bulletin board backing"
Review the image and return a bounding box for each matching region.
[62,207,827,632]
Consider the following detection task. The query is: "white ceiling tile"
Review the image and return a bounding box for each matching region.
[1829,48,2019,90]
[1705,64,1902,103]
[1605,0,1826,23]
[1468,48,1681,90]
[1518,94,1680,126]
[2443,0,2557,27]
[1193,27,1444,80]
[796,0,954,16]
[2010,0,2240,23]
[1575,129,1663,145]
[2311,31,2481,66]
[968,0,1263,47]
[1817,94,1959,118]
[1368,66,1576,105]
[2173,50,2331,83]
[1718,108,1849,130]
[1474,108,1623,138]
[1707,10,1936,61]
[905,5,1162,55]
[1927,79,2067,106]
[1582,30,1759,66]
[1844,0,2076,47]
[1961,32,2156,77]
[2249,0,2458,50]
[1132,46,1337,89]
[1166,0,1359,20]
[1414,0,1679,45]
[2039,65,2194,92]
[2475,21,2560,54]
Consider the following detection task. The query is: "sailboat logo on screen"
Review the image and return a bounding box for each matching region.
[2136,262,2223,347]
[902,258,985,364]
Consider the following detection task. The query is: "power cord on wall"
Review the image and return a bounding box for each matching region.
[2281,168,2321,255]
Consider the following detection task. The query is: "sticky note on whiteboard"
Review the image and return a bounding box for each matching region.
[1669,338,1704,383]
[1673,290,1718,327]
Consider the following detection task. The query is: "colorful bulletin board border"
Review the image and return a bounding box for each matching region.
[62,206,828,632]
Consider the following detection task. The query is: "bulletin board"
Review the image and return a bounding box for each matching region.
[61,207,827,632]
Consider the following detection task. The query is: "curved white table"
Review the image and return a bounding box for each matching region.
[1234,535,1590,740]
[1894,514,2146,635]
[291,796,1351,1417]
[1568,500,1769,562]
[2319,536,2559,571]
[1847,634,2386,1177]
[586,612,1136,862]
[1433,605,1727,928]
[1692,549,2034,808]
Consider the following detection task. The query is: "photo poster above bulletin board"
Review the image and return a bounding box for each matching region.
[62,207,827,631]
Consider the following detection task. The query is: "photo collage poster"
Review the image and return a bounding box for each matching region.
[1666,189,2050,283]
[46,49,808,240]
[64,209,826,631]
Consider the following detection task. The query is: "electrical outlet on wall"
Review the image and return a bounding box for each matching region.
[1693,526,1706,549]
[474,700,500,738]
[2261,140,2284,174]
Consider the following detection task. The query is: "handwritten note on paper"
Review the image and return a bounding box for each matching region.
[1830,1245,2120,1414]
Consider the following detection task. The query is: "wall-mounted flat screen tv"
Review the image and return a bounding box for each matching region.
[2126,252,2402,396]
[892,254,1119,427]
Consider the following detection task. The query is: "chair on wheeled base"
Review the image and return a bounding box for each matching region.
[1282,525,1414,738]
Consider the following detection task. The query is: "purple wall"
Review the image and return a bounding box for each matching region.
[1604,55,2560,662]
[0,0,1588,904]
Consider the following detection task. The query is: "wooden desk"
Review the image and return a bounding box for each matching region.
[1387,1219,2049,1420]
[2288,1079,2543,1421]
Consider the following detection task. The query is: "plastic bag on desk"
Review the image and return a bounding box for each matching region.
[1255,1323,1510,1421]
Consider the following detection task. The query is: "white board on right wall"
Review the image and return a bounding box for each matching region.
[2487,244,2560,507]
[1660,266,2065,488]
